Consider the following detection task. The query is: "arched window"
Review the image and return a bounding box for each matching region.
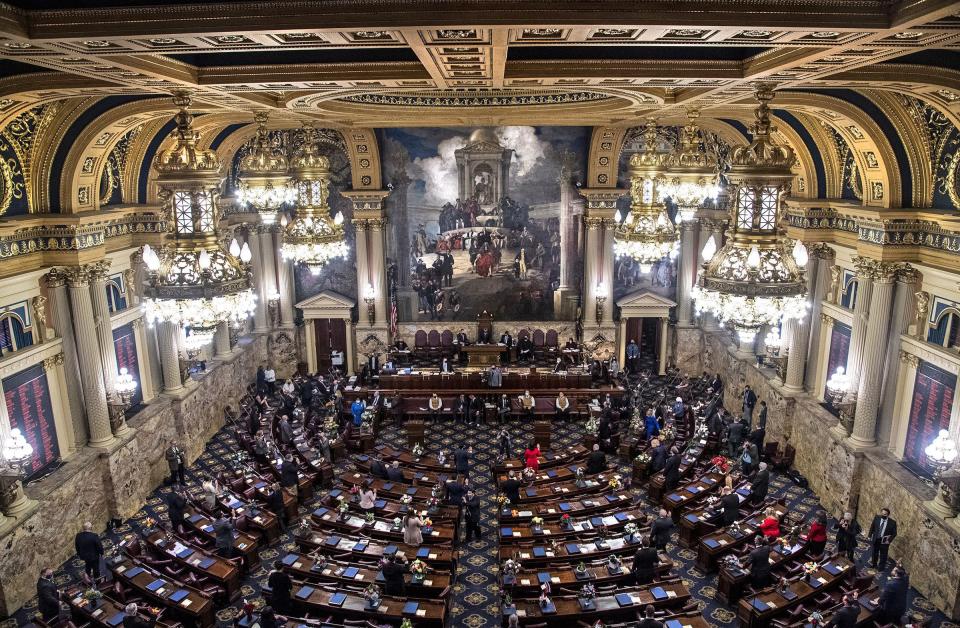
[105,280,127,313]
[840,276,858,310]
[928,308,960,348]
[0,313,33,356]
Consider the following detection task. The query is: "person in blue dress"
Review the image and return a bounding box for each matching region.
[643,408,660,441]
[351,397,366,426]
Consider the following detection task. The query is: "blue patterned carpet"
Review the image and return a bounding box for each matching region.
[6,416,952,628]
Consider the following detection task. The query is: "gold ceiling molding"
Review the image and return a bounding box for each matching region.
[867,89,936,208]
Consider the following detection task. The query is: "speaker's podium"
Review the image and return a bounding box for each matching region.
[462,343,503,367]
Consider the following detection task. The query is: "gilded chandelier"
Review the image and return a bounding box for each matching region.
[614,119,678,272]
[692,85,807,344]
[236,111,295,224]
[142,93,256,342]
[280,125,348,274]
[660,110,720,222]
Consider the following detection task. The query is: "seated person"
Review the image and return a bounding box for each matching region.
[516,336,534,361]
[478,327,491,344]
[552,357,566,373]
[428,393,443,422]
[469,394,485,425]
[497,394,512,422]
[394,338,409,351]
[555,392,571,421]
[440,357,454,373]
[518,390,536,420]
[456,328,470,345]
[564,337,578,350]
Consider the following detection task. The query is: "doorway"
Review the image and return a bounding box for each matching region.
[314,318,347,371]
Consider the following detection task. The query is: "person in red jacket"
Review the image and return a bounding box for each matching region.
[524,441,541,471]
[805,510,828,557]
[759,507,780,539]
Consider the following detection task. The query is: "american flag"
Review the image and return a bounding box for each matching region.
[389,294,398,336]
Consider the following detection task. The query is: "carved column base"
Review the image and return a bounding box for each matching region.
[926,489,957,520]
[0,475,38,524]
[846,433,877,449]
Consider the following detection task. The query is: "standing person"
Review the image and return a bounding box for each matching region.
[454,444,471,477]
[278,414,294,445]
[214,515,236,558]
[756,400,768,431]
[166,488,187,533]
[649,439,667,474]
[403,512,424,547]
[165,442,186,486]
[464,489,482,542]
[650,509,674,551]
[524,441,541,471]
[750,462,770,505]
[264,366,277,395]
[359,482,377,510]
[74,522,104,583]
[256,366,267,394]
[37,567,62,622]
[428,393,443,423]
[878,566,909,626]
[726,416,745,457]
[502,470,522,504]
[586,444,606,474]
[868,507,897,571]
[741,440,759,477]
[663,447,682,490]
[806,511,829,557]
[825,595,861,628]
[626,339,640,373]
[720,487,740,526]
[835,511,861,562]
[280,455,299,495]
[267,560,293,613]
[744,536,773,588]
[643,408,660,442]
[488,365,503,388]
[742,385,757,425]
[497,425,513,458]
[351,397,365,427]
[381,554,408,596]
[632,537,659,586]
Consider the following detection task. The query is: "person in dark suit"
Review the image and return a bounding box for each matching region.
[464,490,482,541]
[744,536,773,588]
[280,455,299,493]
[650,509,674,551]
[598,417,612,452]
[751,462,770,505]
[868,507,897,570]
[726,416,746,457]
[835,511,861,562]
[631,537,659,586]
[720,487,740,526]
[502,471,522,504]
[214,515,236,558]
[122,603,159,628]
[267,560,293,613]
[825,595,861,628]
[454,444,471,476]
[382,554,408,596]
[37,568,62,621]
[370,457,388,479]
[74,521,104,582]
[445,476,466,507]
[454,394,468,423]
[586,444,606,474]
[500,332,513,362]
[636,604,664,628]
[265,483,286,525]
[878,566,908,625]
[649,440,667,473]
[663,447,682,490]
[386,461,404,482]
[469,395,484,425]
[478,327,491,344]
[742,385,758,425]
[167,488,187,532]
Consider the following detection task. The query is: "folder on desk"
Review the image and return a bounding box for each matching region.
[605,494,618,502]
[406,487,418,495]
[384,545,398,556]
[685,514,700,523]
[615,593,634,607]
[782,589,798,601]
[501,527,513,537]
[189,514,204,523]
[590,517,604,528]
[736,488,751,497]
[529,547,544,558]
[704,538,720,549]
[357,455,369,462]
[416,547,430,558]
[329,489,342,498]
[325,590,344,605]
[703,478,717,485]
[651,587,667,600]
[125,567,145,578]
[107,612,125,626]
[568,466,579,473]
[381,483,393,491]
[541,600,557,614]
[402,602,419,615]
[615,512,629,522]
[169,590,189,603]
[314,507,328,517]
[823,563,842,575]
[343,567,359,579]
[559,502,572,512]
[254,481,267,489]
[546,470,557,478]
[374,499,386,508]
[282,554,298,566]
[325,536,341,547]
[809,578,823,588]
[666,620,684,628]
[176,547,194,559]
[526,488,537,497]
[667,494,683,502]
[565,543,581,554]
[197,558,215,569]
[536,572,551,584]
[146,579,165,592]
[688,486,700,494]
[751,598,770,611]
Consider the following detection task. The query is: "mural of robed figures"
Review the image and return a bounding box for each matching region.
[380,126,589,322]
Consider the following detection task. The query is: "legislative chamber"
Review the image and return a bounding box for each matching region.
[0,3,958,628]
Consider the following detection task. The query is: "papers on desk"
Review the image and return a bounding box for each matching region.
[823,562,843,575]
[751,598,770,611]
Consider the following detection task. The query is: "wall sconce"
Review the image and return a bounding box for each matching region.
[364,283,376,326]
[595,282,607,326]
[267,290,281,327]
[0,428,34,517]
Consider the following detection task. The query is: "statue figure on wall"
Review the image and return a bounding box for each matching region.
[911,291,930,340]
[826,266,842,304]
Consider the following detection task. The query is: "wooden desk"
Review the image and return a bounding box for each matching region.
[498,476,611,503]
[218,492,281,543]
[144,532,241,598]
[351,458,449,486]
[296,532,455,570]
[735,557,854,628]
[496,465,615,488]
[716,540,808,605]
[311,506,456,544]
[341,473,437,501]
[321,489,460,521]
[288,581,445,627]
[109,558,215,628]
[495,444,590,474]
[662,473,724,521]
[647,445,707,504]
[279,551,451,597]
[66,590,182,628]
[502,559,672,597]
[182,508,258,569]
[504,582,689,626]
[464,343,504,366]
[695,502,787,572]
[499,509,647,545]
[498,491,634,524]
[500,534,644,567]
[678,483,751,548]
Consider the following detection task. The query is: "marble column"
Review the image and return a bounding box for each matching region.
[783,254,817,393]
[250,229,270,332]
[369,216,390,327]
[65,266,114,448]
[274,230,296,328]
[353,218,371,315]
[878,265,920,446]
[804,245,835,391]
[214,321,232,357]
[258,225,279,327]
[658,317,669,375]
[555,177,583,318]
[157,321,183,393]
[846,256,875,397]
[88,261,120,399]
[579,190,621,328]
[849,263,897,448]
[43,269,88,449]
[144,324,164,395]
[676,219,698,328]
[344,190,391,337]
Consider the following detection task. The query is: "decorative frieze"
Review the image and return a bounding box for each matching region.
[0,210,166,261]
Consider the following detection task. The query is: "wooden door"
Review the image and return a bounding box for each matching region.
[314,318,347,370]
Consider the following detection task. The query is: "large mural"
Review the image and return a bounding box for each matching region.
[380,126,589,322]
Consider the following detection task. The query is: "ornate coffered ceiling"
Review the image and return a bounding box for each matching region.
[0,0,955,126]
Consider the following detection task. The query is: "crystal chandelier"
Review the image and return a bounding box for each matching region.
[280,125,348,274]
[235,111,294,224]
[691,84,807,343]
[614,119,678,273]
[142,93,257,337]
[660,110,720,222]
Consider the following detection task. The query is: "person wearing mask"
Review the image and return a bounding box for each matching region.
[663,446,682,491]
[644,408,660,441]
[502,471,522,504]
[632,537,659,586]
[518,390,536,421]
[214,515,236,558]
[727,416,746,458]
[267,559,293,613]
[878,566,909,626]
[122,603,159,628]
[868,507,898,571]
[497,426,513,459]
[554,392,570,421]
[488,365,503,388]
[454,444,472,476]
[428,393,443,423]
[265,483,286,525]
[650,509,674,551]
[741,440,759,477]
[759,507,780,539]
[351,398,366,427]
[524,441,541,471]
[835,511,861,562]
[278,414,295,445]
[454,394,468,424]
[742,385,757,425]
[626,340,640,374]
[497,394,511,423]
[37,567,62,622]
[440,357,454,373]
[280,455,299,494]
[264,366,277,395]
[201,475,220,511]
[464,489,482,542]
[806,511,829,557]
[469,394,484,425]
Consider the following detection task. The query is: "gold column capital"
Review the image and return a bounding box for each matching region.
[899,350,920,368]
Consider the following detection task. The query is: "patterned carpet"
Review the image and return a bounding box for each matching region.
[6,413,953,628]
